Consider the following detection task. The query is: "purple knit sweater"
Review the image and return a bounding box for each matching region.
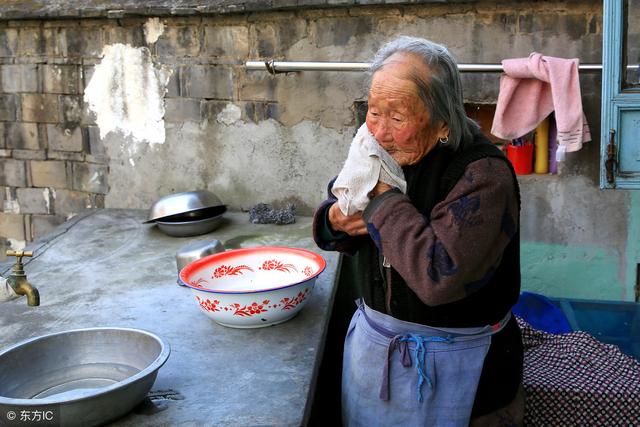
[314,156,519,308]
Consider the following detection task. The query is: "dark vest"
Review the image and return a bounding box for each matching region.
[356,131,521,328]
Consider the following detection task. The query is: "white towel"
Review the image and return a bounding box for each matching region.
[331,123,406,216]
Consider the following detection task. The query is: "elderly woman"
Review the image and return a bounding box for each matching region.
[313,37,524,426]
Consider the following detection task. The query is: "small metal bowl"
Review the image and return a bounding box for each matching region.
[176,239,225,284]
[144,191,225,224]
[157,205,227,223]
[156,214,225,237]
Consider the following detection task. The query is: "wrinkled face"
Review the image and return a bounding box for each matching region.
[366,53,448,166]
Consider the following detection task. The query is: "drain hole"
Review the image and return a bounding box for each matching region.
[134,389,185,415]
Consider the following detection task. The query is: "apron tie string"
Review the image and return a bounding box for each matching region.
[380,336,413,401]
[379,333,453,402]
[399,334,452,402]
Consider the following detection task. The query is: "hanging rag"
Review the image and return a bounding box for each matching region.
[0,277,18,303]
[332,123,406,216]
[491,53,591,161]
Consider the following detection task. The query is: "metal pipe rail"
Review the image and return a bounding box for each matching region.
[245,60,635,74]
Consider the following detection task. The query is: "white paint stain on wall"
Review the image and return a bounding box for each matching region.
[42,188,52,214]
[3,188,19,214]
[144,18,165,44]
[84,43,172,145]
[216,103,242,125]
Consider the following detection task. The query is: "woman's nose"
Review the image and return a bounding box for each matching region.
[373,119,392,142]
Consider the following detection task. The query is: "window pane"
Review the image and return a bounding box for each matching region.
[624,0,640,89]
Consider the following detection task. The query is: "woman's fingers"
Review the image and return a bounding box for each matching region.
[343,216,368,235]
[328,203,368,236]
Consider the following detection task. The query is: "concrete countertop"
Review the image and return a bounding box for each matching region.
[0,209,340,427]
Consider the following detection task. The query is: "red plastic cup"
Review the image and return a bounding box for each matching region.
[506,144,534,175]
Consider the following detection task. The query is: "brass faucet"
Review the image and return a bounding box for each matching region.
[6,250,39,306]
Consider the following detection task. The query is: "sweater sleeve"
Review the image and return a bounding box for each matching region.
[362,157,518,306]
[312,178,365,255]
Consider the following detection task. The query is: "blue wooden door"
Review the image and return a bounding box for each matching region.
[601,0,640,189]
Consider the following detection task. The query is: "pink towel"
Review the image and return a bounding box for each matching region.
[491,53,591,158]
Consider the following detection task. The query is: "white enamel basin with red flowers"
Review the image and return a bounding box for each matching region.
[179,246,326,328]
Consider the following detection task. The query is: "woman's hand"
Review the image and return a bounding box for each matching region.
[328,203,368,236]
[369,181,393,198]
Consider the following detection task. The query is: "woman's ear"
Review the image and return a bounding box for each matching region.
[437,121,450,140]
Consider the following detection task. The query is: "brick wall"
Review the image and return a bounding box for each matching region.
[0,1,603,257]
[0,21,109,253]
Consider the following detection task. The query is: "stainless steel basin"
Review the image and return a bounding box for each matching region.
[144,190,225,223]
[156,213,225,237]
[0,327,170,427]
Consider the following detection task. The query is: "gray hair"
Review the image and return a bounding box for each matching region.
[368,36,474,150]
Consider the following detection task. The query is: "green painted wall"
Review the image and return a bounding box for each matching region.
[521,242,624,300]
[521,191,639,302]
[625,192,640,301]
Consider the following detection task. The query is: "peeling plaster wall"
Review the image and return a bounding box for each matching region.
[84,43,172,145]
[1,1,638,302]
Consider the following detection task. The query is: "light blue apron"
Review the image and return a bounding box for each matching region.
[342,299,510,427]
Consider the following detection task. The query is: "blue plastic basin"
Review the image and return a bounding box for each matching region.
[549,297,640,362]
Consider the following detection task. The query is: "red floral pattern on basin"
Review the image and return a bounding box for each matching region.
[212,264,253,278]
[259,259,298,273]
[281,289,310,310]
[196,296,220,312]
[190,278,209,289]
[195,289,311,317]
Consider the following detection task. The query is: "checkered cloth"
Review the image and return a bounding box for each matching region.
[518,317,640,426]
